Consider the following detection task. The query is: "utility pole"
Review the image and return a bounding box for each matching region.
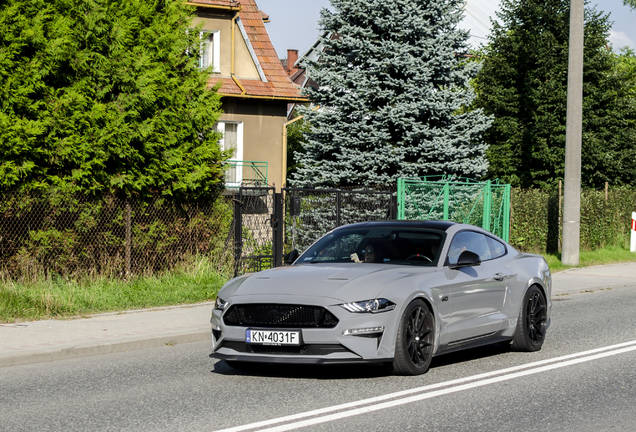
[562,0,584,265]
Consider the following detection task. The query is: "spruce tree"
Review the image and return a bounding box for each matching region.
[0,0,226,199]
[293,0,493,188]
[474,0,636,188]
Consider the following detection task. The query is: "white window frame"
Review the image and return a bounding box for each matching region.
[217,121,244,187]
[199,30,220,73]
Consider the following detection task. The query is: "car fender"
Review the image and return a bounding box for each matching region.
[524,275,552,328]
[377,271,447,357]
[503,274,552,338]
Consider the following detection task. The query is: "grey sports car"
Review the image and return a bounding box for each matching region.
[210,221,551,375]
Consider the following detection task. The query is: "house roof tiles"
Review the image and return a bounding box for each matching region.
[190,0,305,101]
[189,0,240,7]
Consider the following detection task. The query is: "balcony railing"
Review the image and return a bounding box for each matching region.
[225,160,268,188]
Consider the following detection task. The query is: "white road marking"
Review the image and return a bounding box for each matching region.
[213,339,636,432]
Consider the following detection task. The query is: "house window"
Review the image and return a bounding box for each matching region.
[199,30,220,73]
[217,122,244,186]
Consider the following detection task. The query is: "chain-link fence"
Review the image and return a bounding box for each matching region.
[0,191,234,282]
[5,184,634,281]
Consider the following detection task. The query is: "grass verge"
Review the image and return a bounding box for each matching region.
[543,245,636,273]
[0,258,230,323]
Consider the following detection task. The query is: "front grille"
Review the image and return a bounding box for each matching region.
[223,304,339,328]
[219,340,353,356]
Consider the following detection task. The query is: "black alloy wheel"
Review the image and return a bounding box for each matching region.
[511,285,548,352]
[391,299,435,375]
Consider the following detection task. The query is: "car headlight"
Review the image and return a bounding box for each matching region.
[340,298,396,313]
[215,297,228,310]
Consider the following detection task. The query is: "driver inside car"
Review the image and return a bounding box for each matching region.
[362,242,384,263]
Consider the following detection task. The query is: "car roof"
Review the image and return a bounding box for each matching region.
[333,220,458,232]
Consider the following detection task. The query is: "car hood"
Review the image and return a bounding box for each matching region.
[219,263,436,302]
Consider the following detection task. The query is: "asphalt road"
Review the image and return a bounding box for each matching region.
[2,286,636,432]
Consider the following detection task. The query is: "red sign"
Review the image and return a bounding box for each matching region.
[632,219,636,231]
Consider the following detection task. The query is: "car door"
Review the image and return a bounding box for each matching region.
[440,231,509,345]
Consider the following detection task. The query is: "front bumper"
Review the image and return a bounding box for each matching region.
[209,351,391,365]
[210,299,399,364]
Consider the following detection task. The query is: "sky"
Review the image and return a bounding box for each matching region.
[256,0,636,62]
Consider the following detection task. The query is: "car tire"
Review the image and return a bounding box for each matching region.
[391,299,435,376]
[511,285,548,352]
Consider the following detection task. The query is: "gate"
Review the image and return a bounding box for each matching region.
[232,187,280,275]
[233,186,396,275]
[282,187,396,255]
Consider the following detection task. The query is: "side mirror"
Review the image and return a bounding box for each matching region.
[449,250,481,269]
[284,249,299,265]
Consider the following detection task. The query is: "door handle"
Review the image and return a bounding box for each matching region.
[494,273,505,281]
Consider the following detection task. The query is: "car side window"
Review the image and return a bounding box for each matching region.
[447,231,492,265]
[486,236,507,259]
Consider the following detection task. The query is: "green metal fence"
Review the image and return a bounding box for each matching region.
[397,176,511,241]
[225,160,268,188]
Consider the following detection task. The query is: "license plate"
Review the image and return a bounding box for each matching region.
[246,329,301,346]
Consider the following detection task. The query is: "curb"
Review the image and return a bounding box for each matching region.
[0,331,210,368]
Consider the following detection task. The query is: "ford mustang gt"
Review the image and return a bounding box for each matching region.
[210,221,551,375]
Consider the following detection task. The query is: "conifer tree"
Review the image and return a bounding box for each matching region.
[474,0,636,188]
[293,0,493,187]
[0,0,226,199]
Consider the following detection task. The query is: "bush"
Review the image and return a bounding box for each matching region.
[510,188,636,253]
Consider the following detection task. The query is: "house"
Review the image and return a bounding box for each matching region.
[187,0,307,190]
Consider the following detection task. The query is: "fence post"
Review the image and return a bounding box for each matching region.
[558,180,563,252]
[125,201,131,277]
[503,184,511,243]
[443,182,450,220]
[273,192,283,268]
[336,190,342,227]
[631,212,636,253]
[389,194,398,220]
[397,179,404,220]
[482,180,492,232]
[233,189,243,277]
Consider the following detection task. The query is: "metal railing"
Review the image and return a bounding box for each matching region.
[225,160,268,188]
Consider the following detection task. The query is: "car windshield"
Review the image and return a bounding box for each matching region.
[296,227,444,266]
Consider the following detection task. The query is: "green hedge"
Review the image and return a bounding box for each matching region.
[510,188,636,253]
